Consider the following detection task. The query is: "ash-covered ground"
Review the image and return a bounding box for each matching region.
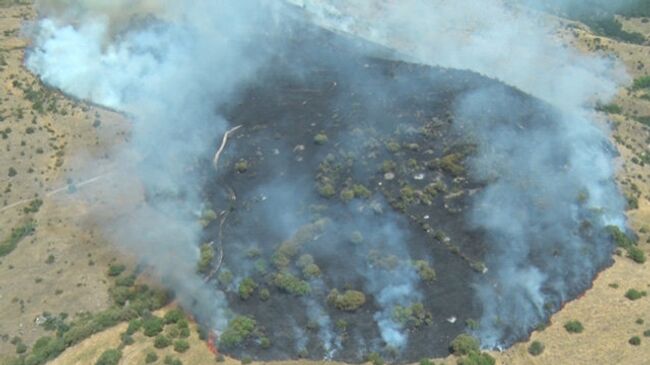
[186,22,616,363]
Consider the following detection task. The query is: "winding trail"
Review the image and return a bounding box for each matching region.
[0,173,111,214]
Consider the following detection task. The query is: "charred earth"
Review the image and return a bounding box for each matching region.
[150,21,618,364]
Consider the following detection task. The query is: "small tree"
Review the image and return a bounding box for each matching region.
[528,340,545,356]
[564,320,584,334]
[174,339,190,353]
[450,334,480,356]
[145,351,158,363]
[154,334,171,349]
[143,317,164,337]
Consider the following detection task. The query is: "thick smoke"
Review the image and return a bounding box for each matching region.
[296,0,627,347]
[26,0,286,329]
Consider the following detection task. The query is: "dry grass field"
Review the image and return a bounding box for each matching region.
[1,1,650,365]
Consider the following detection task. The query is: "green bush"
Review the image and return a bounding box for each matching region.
[145,351,158,363]
[218,270,233,286]
[164,309,184,324]
[120,333,134,346]
[95,349,121,365]
[625,289,647,301]
[564,320,584,333]
[238,277,258,300]
[16,342,27,354]
[414,260,436,282]
[627,246,646,264]
[326,289,366,311]
[367,352,384,365]
[219,316,257,349]
[450,334,480,356]
[173,339,190,353]
[259,288,270,301]
[314,133,329,145]
[107,264,126,277]
[26,336,66,365]
[273,272,311,296]
[630,336,641,346]
[197,243,214,274]
[633,76,650,90]
[0,220,36,257]
[143,317,165,337]
[235,160,249,173]
[154,334,171,349]
[419,358,435,365]
[528,340,544,356]
[596,103,623,114]
[392,303,432,328]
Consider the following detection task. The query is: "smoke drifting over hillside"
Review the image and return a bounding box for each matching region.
[27,0,288,329]
[26,0,627,356]
[295,0,628,347]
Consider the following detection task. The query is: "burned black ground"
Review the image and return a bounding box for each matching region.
[179,22,615,363]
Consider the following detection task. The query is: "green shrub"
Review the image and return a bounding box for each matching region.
[414,260,436,282]
[164,309,184,324]
[628,246,646,264]
[238,277,258,300]
[259,288,270,301]
[564,320,584,333]
[120,333,134,346]
[16,342,27,354]
[107,264,126,277]
[0,220,36,257]
[145,351,158,363]
[625,289,647,301]
[326,289,366,311]
[302,263,321,278]
[596,103,623,114]
[607,225,636,249]
[143,317,164,337]
[173,339,190,353]
[95,349,122,365]
[318,183,336,198]
[23,199,43,214]
[27,336,66,364]
[392,303,432,328]
[439,153,465,176]
[273,272,311,296]
[197,243,214,274]
[643,329,650,337]
[218,270,233,286]
[633,76,650,90]
[314,133,329,145]
[235,160,249,173]
[630,336,641,346]
[219,316,257,349]
[367,352,384,365]
[419,358,435,365]
[450,334,480,356]
[528,340,544,356]
[154,335,171,349]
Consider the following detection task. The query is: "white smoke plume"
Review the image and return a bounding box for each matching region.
[26,0,287,330]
